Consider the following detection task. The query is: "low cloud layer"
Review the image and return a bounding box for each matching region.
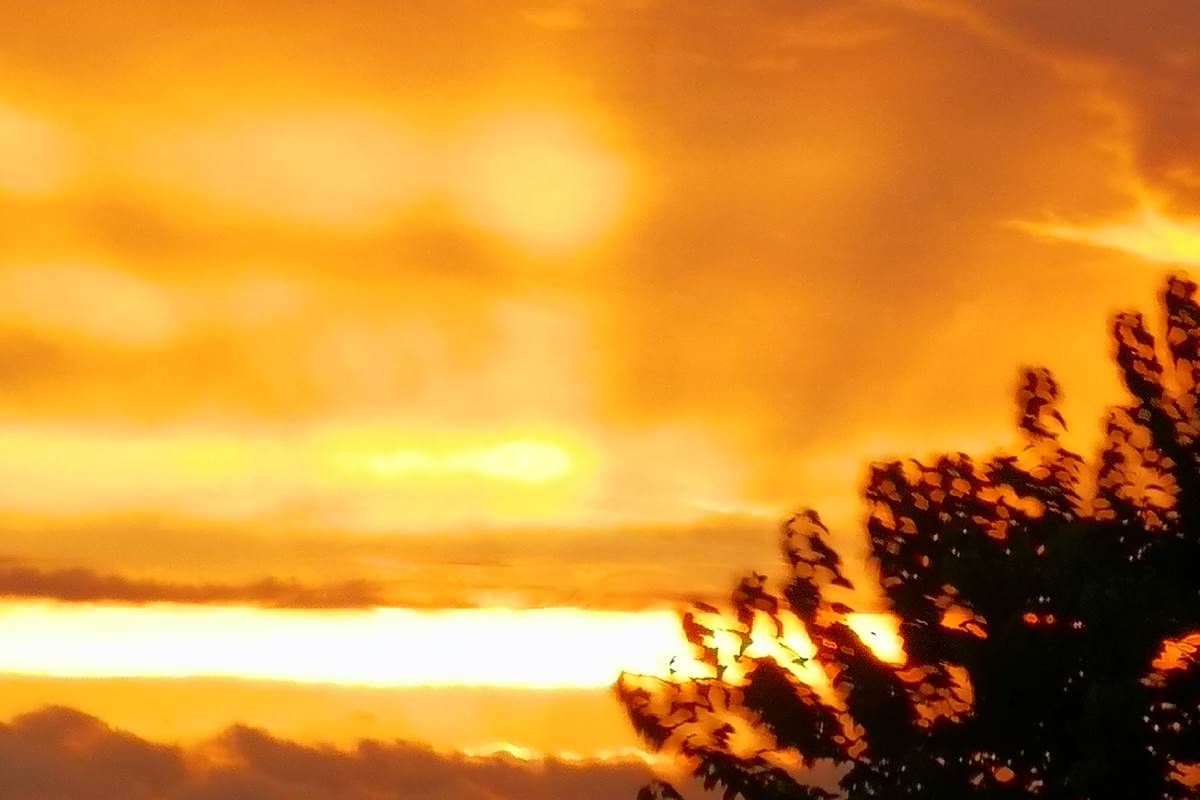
[0,706,706,800]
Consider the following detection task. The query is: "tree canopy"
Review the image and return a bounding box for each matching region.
[618,275,1200,799]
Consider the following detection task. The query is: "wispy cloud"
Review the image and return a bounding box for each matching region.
[0,564,385,608]
[1014,207,1200,267]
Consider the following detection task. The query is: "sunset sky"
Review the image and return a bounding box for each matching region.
[1,1,1199,796]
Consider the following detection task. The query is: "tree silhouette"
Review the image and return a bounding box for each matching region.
[618,275,1200,799]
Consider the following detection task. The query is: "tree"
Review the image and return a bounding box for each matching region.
[618,275,1200,799]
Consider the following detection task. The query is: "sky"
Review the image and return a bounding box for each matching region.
[1,0,1199,796]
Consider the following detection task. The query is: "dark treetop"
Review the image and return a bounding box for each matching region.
[619,275,1200,799]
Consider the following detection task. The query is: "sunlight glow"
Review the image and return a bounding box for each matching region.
[0,604,688,689]
[1153,632,1200,672]
[460,742,669,766]
[452,112,628,252]
[0,426,587,528]
[365,440,572,483]
[845,613,906,664]
[659,608,905,701]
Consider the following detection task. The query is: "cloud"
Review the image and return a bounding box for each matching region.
[0,0,1193,581]
[1012,207,1200,267]
[0,678,640,756]
[0,706,709,800]
[0,103,80,196]
[0,512,782,611]
[896,0,1200,211]
[0,264,180,347]
[0,564,384,609]
[578,0,1148,498]
[133,113,429,230]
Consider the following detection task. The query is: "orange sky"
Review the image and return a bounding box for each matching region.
[1,1,1200,795]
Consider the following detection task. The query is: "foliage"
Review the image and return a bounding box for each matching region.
[618,275,1200,799]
